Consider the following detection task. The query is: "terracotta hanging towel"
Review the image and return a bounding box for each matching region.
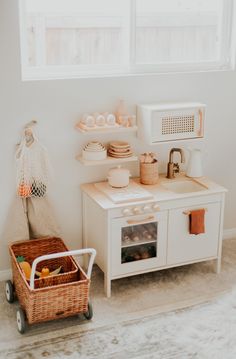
[189,209,205,235]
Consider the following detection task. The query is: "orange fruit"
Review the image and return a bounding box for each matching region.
[40,267,50,278]
[18,183,31,197]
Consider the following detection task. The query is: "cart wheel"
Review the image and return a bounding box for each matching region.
[84,301,93,320]
[16,308,27,334]
[5,280,14,303]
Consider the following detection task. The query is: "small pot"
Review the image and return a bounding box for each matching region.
[107,166,130,188]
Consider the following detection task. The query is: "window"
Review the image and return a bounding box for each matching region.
[19,0,234,80]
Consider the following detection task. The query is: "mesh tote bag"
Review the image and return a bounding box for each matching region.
[16,129,51,198]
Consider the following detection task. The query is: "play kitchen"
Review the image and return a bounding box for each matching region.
[78,101,227,297]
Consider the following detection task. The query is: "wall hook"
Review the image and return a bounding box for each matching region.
[24,119,37,147]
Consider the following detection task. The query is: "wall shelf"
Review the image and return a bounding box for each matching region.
[76,155,138,166]
[75,124,137,135]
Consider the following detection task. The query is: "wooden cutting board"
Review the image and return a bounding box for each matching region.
[94,180,154,204]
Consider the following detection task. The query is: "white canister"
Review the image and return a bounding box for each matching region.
[186,149,203,178]
[85,115,95,127]
[107,166,131,188]
[95,114,106,126]
[106,113,116,126]
[81,113,89,124]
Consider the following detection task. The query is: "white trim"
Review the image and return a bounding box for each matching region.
[0,269,12,282]
[19,0,235,81]
[22,63,234,82]
[223,228,236,240]
[219,0,234,67]
[35,14,46,66]
[18,0,29,72]
[230,0,236,69]
[129,0,136,66]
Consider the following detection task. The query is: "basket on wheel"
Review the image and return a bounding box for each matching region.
[5,237,96,333]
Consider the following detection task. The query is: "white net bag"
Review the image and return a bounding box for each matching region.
[16,132,51,198]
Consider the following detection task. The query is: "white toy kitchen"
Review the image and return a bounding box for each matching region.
[78,102,227,297]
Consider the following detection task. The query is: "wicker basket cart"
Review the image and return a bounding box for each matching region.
[5,237,96,334]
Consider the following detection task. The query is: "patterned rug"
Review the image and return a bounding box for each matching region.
[2,288,236,359]
[1,239,236,359]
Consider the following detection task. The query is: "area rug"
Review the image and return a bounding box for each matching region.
[1,238,236,358]
[2,288,236,359]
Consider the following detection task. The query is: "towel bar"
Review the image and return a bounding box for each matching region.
[183,208,208,215]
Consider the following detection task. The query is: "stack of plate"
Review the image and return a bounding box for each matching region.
[82,141,107,161]
[108,141,133,158]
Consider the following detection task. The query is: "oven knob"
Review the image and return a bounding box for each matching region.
[133,207,142,215]
[122,208,132,216]
[143,205,151,213]
[152,204,160,212]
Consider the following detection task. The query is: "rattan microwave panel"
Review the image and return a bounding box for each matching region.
[150,107,204,142]
[137,103,205,144]
[161,115,195,135]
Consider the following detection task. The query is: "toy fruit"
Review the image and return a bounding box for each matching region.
[140,250,150,259]
[133,252,141,261]
[18,183,31,197]
[40,267,50,278]
[131,231,140,242]
[17,256,31,280]
[36,266,62,278]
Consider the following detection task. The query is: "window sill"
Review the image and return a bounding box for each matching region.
[21,63,235,82]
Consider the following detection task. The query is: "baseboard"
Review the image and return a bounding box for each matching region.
[223,228,236,240]
[0,269,12,281]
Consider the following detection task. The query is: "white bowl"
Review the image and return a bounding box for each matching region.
[84,148,106,153]
[82,149,107,161]
[84,144,105,152]
[85,142,103,149]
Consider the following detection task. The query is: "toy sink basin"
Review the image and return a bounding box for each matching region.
[162,179,207,194]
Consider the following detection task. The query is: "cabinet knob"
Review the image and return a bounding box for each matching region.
[143,205,151,213]
[122,208,132,216]
[152,204,160,212]
[133,207,142,215]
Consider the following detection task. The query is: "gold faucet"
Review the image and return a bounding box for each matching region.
[167,148,185,179]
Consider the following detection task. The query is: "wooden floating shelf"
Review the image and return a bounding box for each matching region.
[76,155,138,166]
[75,124,138,135]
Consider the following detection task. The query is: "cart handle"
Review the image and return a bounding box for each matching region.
[29,248,96,290]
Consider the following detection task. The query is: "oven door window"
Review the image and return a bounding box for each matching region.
[121,222,157,263]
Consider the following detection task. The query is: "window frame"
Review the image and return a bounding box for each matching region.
[18,0,235,81]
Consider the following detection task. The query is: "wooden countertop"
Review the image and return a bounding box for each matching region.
[81,173,227,210]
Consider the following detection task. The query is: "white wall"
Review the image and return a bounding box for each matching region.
[0,0,235,271]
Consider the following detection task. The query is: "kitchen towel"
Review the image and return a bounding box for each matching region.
[189,209,205,235]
